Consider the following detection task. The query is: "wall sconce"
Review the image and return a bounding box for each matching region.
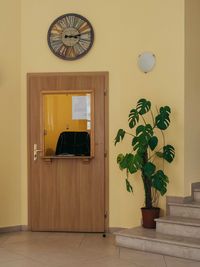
[138,52,156,73]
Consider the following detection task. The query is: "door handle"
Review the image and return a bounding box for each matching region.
[33,144,42,161]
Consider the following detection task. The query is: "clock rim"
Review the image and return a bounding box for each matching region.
[47,13,94,61]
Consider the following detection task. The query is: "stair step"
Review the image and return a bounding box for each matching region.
[168,202,200,219]
[156,216,200,226]
[194,189,200,202]
[115,226,200,261]
[155,216,200,238]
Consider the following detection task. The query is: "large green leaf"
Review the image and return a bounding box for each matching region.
[136,124,153,136]
[156,145,175,163]
[132,136,148,153]
[151,170,169,195]
[117,153,124,170]
[143,162,156,178]
[132,124,153,153]
[148,136,158,151]
[134,154,143,168]
[136,98,151,115]
[155,106,171,130]
[114,129,125,145]
[117,153,124,164]
[118,153,132,170]
[163,145,175,162]
[118,153,134,173]
[128,109,139,129]
[117,153,142,174]
[126,179,133,193]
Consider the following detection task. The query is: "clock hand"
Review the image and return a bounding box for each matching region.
[64,34,81,38]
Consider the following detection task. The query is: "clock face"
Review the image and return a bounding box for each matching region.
[47,13,94,60]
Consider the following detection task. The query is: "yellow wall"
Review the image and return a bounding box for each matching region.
[184,0,200,196]
[20,0,185,228]
[0,0,186,229]
[0,0,21,227]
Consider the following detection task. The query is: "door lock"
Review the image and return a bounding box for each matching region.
[33,144,42,161]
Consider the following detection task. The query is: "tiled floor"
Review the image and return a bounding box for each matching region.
[0,231,199,267]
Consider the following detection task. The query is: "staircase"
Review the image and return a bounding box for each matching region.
[115,184,200,261]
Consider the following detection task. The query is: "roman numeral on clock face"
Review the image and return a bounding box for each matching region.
[80,33,91,41]
[79,40,90,50]
[74,17,85,30]
[66,47,76,58]
[74,43,85,55]
[57,18,67,29]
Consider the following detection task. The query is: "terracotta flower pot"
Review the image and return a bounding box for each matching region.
[141,207,160,229]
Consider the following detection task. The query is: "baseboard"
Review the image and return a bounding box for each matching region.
[0,225,124,234]
[21,225,29,231]
[109,227,127,233]
[0,225,21,233]
[0,225,28,233]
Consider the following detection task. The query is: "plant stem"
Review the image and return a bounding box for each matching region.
[142,151,152,208]
[125,131,136,138]
[142,174,153,208]
[141,115,147,125]
[150,109,155,127]
[126,168,129,179]
[148,147,163,161]
[160,129,165,170]
[161,130,166,146]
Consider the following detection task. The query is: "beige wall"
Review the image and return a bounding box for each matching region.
[20,0,185,228]
[185,0,200,195]
[0,0,21,227]
[0,0,187,228]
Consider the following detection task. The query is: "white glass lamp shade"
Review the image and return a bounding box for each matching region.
[138,52,156,73]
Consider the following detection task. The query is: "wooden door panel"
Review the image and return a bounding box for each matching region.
[55,160,81,231]
[80,156,105,232]
[36,160,81,231]
[28,72,108,232]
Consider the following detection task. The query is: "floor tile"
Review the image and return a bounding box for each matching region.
[3,242,110,267]
[81,233,115,247]
[2,233,83,255]
[0,258,53,267]
[120,247,166,267]
[0,231,199,267]
[0,248,24,263]
[80,233,118,257]
[0,234,10,247]
[1,231,50,245]
[60,256,139,267]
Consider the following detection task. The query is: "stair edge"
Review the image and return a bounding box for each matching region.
[155,216,200,227]
[168,202,200,208]
[115,230,200,249]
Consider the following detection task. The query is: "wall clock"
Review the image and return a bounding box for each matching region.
[47,13,94,60]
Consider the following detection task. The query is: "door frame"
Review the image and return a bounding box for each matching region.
[27,72,109,231]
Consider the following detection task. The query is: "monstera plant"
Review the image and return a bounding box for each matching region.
[115,98,175,228]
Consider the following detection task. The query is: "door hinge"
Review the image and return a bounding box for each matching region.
[104,151,107,157]
[104,212,108,218]
[104,90,107,96]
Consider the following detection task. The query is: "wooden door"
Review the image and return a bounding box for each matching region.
[28,72,108,232]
